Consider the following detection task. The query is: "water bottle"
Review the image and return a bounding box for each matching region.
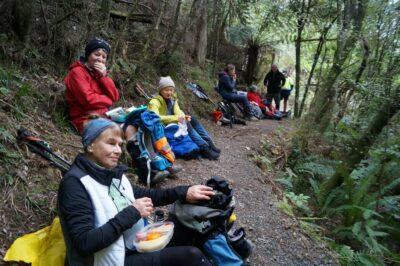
[154,210,165,223]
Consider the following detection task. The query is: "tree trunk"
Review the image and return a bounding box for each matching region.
[348,96,399,167]
[293,0,311,118]
[11,0,34,42]
[244,40,260,85]
[193,0,208,66]
[299,17,336,117]
[101,0,112,28]
[168,0,182,50]
[294,30,302,117]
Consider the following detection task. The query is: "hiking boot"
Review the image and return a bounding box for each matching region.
[246,116,258,121]
[207,140,221,153]
[167,164,183,175]
[200,145,220,160]
[151,170,169,185]
[220,116,231,125]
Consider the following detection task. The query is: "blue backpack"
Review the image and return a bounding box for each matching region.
[164,123,200,159]
[203,233,243,266]
[125,108,173,187]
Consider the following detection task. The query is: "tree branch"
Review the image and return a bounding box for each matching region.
[109,10,153,23]
[300,38,336,42]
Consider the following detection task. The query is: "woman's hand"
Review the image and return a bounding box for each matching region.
[232,73,237,81]
[186,185,215,204]
[178,115,185,124]
[133,197,153,218]
[185,115,192,122]
[93,62,107,77]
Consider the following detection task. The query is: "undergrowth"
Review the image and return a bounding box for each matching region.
[256,116,400,265]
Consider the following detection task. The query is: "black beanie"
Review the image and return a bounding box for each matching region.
[84,37,111,59]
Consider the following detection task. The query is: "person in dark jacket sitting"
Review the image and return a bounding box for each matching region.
[58,118,214,266]
[217,64,251,118]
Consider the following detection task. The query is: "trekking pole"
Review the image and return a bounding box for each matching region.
[17,128,72,174]
[18,128,72,166]
[134,83,152,100]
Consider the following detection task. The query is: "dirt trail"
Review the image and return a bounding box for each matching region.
[166,118,336,266]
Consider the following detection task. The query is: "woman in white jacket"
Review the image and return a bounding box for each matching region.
[58,118,214,266]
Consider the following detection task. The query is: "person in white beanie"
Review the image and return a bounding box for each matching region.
[148,76,220,160]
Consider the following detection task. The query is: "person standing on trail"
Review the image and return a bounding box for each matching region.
[280,69,294,113]
[148,76,221,160]
[263,64,286,111]
[217,64,253,120]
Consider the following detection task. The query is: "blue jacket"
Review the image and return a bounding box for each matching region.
[217,71,236,94]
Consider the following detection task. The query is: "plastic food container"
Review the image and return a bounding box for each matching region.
[133,222,174,253]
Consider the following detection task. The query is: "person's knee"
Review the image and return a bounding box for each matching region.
[184,246,206,260]
[190,115,198,124]
[124,125,137,141]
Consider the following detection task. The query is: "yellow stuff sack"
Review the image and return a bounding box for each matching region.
[4,217,65,266]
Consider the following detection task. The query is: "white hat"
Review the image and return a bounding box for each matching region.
[158,76,175,91]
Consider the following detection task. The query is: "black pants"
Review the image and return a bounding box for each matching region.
[125,246,211,266]
[266,92,281,111]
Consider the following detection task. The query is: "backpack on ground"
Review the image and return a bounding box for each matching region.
[164,123,200,160]
[169,177,253,265]
[216,102,246,127]
[125,109,175,187]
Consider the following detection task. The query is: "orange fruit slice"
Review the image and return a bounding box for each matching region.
[146,232,161,241]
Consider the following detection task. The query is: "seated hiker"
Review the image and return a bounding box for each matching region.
[247,85,279,119]
[58,118,215,266]
[64,37,181,183]
[147,76,221,160]
[217,64,252,119]
[65,37,119,134]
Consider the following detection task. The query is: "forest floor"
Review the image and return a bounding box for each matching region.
[160,118,337,266]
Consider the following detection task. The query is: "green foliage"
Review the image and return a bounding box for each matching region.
[276,195,294,216]
[252,154,273,171]
[279,102,400,263]
[332,244,386,266]
[189,67,202,81]
[0,127,20,187]
[155,51,185,78]
[0,66,22,89]
[52,110,71,130]
[285,191,311,216]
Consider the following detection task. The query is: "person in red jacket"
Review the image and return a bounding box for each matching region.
[247,85,276,118]
[65,37,119,134]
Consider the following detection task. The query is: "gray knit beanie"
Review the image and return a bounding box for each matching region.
[158,76,175,91]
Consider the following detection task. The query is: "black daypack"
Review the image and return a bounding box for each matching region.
[169,177,253,264]
[217,102,246,127]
